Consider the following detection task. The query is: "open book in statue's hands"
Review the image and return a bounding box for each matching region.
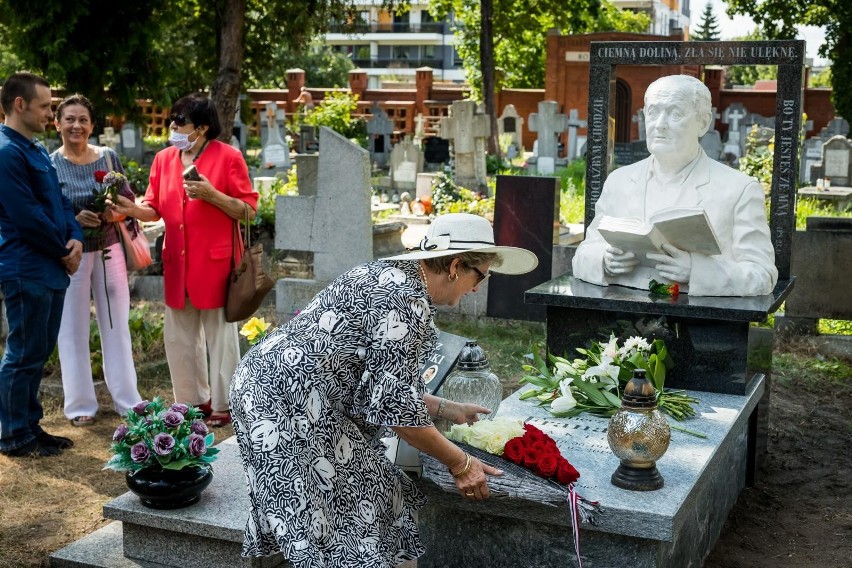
[597,207,722,268]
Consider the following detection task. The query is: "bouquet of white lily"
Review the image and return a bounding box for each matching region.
[520,334,700,425]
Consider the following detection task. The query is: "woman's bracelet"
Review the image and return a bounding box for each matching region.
[436,398,447,420]
[451,453,472,478]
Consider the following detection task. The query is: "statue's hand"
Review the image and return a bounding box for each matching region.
[604,246,639,275]
[648,243,691,283]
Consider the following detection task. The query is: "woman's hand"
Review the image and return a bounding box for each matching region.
[102,208,126,223]
[184,174,217,201]
[76,209,101,228]
[443,401,491,426]
[450,453,502,501]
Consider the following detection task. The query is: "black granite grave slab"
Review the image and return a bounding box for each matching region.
[487,175,559,321]
[423,136,450,164]
[584,40,804,280]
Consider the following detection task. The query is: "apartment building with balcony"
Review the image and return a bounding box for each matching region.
[611,0,690,36]
[323,1,464,88]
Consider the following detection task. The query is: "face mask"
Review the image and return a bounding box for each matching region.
[169,130,197,151]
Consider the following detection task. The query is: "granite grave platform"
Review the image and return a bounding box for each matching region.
[50,438,288,568]
[417,377,765,568]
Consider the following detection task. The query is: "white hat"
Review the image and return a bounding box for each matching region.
[383,213,539,275]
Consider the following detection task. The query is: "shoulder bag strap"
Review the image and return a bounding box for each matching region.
[230,202,251,272]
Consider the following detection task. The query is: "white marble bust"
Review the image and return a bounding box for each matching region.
[572,75,778,296]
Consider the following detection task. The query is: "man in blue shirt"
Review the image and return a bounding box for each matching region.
[0,72,83,457]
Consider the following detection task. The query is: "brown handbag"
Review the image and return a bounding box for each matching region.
[225,203,275,322]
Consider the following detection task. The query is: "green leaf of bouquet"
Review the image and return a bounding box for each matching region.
[602,390,623,407]
[521,373,558,389]
[162,459,193,470]
[518,388,540,400]
[204,433,215,446]
[551,408,583,418]
[571,378,609,407]
[205,447,220,457]
[532,346,550,379]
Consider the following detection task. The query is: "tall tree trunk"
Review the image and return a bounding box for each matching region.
[479,0,500,157]
[211,0,246,142]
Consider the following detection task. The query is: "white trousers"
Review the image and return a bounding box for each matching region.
[164,299,239,413]
[58,244,141,419]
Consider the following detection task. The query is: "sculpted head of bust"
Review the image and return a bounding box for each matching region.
[644,75,713,169]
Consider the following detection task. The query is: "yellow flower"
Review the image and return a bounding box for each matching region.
[240,317,271,344]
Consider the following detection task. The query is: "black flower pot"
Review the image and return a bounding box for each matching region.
[126,466,213,509]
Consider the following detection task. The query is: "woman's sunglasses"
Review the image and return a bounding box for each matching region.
[169,113,189,127]
[468,265,490,284]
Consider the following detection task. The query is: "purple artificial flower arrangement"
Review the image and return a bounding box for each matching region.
[105,397,219,472]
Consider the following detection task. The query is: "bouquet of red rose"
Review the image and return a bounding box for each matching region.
[445,419,599,567]
[503,423,580,486]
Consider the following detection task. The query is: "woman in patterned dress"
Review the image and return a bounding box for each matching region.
[230,213,538,567]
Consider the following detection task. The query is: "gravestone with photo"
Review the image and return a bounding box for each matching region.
[119,122,145,164]
[528,101,568,167]
[439,100,490,190]
[367,102,394,169]
[497,104,524,157]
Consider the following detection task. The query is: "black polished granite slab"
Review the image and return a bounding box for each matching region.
[526,275,794,322]
[525,276,794,396]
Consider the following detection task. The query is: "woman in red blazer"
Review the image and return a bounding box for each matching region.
[114,94,258,427]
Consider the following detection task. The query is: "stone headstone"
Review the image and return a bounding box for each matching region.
[415,172,440,199]
[298,125,319,154]
[801,136,823,184]
[439,100,490,189]
[119,122,145,163]
[699,129,723,161]
[367,102,394,169]
[565,109,587,161]
[822,135,852,186]
[497,104,524,156]
[99,127,120,151]
[423,137,450,165]
[389,136,423,192]
[414,113,427,147]
[536,156,555,175]
[294,154,319,197]
[825,117,850,138]
[487,175,559,321]
[261,102,291,171]
[528,101,568,165]
[276,127,372,283]
[230,95,247,153]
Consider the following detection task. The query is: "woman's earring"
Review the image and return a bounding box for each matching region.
[448,273,459,282]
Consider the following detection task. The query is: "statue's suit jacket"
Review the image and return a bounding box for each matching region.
[572,148,778,296]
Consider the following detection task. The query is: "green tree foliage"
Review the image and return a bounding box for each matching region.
[810,67,832,88]
[430,0,649,95]
[725,0,847,122]
[0,0,170,120]
[304,91,366,141]
[724,29,778,87]
[691,2,721,41]
[247,41,355,89]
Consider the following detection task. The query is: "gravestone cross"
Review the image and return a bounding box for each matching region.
[632,108,646,141]
[528,101,568,164]
[439,100,490,189]
[262,102,291,170]
[722,103,749,157]
[99,127,120,151]
[367,102,394,169]
[497,104,524,157]
[566,109,587,161]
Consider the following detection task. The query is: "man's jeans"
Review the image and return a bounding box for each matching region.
[0,280,66,452]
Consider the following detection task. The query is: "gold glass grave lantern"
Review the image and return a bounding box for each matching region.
[607,368,671,491]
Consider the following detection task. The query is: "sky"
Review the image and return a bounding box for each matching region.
[689,0,829,66]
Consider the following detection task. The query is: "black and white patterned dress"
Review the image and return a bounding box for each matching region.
[230,260,437,567]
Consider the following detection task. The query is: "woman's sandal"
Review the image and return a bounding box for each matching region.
[205,413,232,428]
[71,416,95,427]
